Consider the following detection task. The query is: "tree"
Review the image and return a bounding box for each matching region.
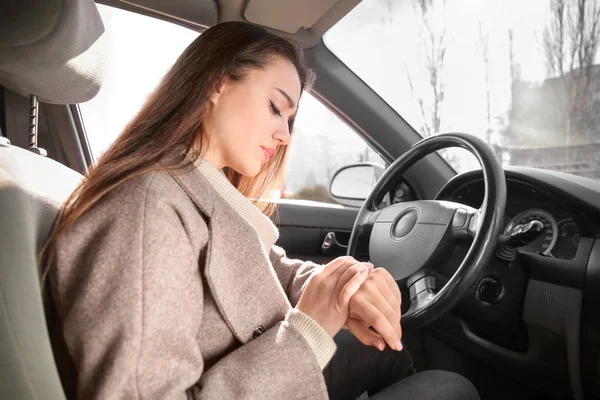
[405,0,449,137]
[384,0,395,24]
[542,0,600,144]
[508,29,521,98]
[501,28,523,148]
[478,21,492,143]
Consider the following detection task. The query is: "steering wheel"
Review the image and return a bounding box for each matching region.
[347,133,506,331]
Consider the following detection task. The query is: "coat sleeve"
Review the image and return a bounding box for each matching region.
[269,245,322,307]
[50,173,328,400]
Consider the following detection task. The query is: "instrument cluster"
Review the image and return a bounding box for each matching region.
[502,208,580,259]
[446,179,585,260]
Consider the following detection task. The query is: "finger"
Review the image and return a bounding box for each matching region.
[382,269,402,304]
[367,288,403,343]
[331,260,373,285]
[346,317,385,350]
[337,266,369,309]
[335,262,373,294]
[377,274,401,311]
[372,268,401,304]
[321,256,359,277]
[352,295,402,351]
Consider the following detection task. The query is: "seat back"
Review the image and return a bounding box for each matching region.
[0,0,107,398]
[0,143,83,400]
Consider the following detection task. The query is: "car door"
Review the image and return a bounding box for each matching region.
[274,202,358,264]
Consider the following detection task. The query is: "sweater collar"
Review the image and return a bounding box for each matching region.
[195,159,279,253]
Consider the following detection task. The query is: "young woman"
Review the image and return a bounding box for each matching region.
[45,21,478,399]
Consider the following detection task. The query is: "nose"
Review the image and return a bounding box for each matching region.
[273,123,291,146]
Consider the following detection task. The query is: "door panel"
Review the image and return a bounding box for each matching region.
[272,202,358,264]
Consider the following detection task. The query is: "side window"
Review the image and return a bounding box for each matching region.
[284,94,385,205]
[79,5,197,158]
[80,6,384,208]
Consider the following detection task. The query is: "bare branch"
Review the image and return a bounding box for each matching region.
[405,65,431,137]
[410,0,448,135]
[541,0,600,146]
[478,21,492,132]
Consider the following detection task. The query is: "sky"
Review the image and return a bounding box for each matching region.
[326,0,551,137]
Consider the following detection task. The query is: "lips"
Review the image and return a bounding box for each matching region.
[261,146,275,162]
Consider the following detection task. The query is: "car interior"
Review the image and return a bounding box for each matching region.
[1,0,600,399]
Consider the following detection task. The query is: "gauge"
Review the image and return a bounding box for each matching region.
[550,219,581,260]
[504,209,558,255]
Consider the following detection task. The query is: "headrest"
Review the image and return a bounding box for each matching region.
[0,0,108,104]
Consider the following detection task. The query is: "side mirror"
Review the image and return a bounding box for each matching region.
[329,163,385,207]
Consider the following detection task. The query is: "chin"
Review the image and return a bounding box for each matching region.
[233,162,262,178]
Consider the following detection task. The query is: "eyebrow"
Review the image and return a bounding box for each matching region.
[276,88,296,109]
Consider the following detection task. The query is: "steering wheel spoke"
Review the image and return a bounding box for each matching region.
[450,206,481,241]
[407,275,438,316]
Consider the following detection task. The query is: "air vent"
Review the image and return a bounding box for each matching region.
[539,290,553,304]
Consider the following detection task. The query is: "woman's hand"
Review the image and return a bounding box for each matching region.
[346,268,403,351]
[296,256,373,337]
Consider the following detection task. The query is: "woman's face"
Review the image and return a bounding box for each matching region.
[206,56,302,177]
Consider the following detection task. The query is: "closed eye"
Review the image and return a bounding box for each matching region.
[270,101,282,117]
[271,101,295,133]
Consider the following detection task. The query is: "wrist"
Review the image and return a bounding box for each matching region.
[287,309,337,369]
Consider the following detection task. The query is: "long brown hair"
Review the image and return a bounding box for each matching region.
[42,21,314,279]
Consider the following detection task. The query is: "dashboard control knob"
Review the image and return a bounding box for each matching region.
[496,220,544,261]
[507,220,545,247]
[476,277,503,304]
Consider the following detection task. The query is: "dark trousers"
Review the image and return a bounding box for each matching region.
[324,330,480,400]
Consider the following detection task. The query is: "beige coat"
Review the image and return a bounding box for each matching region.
[50,166,329,399]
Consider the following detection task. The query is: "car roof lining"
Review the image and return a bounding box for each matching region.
[99,0,361,48]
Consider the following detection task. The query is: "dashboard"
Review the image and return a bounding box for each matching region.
[439,177,589,260]
[430,166,600,399]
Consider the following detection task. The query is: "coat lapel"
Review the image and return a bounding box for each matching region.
[170,167,291,344]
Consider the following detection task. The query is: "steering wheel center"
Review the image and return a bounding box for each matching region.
[370,201,473,281]
[391,208,419,239]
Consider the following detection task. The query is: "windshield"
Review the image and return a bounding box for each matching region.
[326,0,600,180]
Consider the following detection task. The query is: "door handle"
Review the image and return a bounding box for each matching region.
[321,232,348,254]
